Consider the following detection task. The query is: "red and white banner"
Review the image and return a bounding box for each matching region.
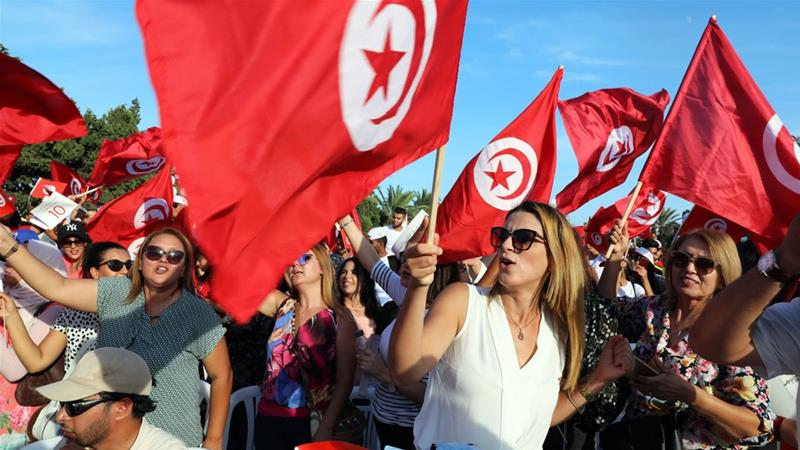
[30,178,68,199]
[640,17,799,244]
[138,0,468,320]
[584,188,666,251]
[51,161,101,202]
[556,87,669,214]
[88,127,166,188]
[677,206,748,243]
[0,53,87,145]
[86,168,173,256]
[436,68,563,263]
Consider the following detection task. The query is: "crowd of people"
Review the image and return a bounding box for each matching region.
[1,194,800,450]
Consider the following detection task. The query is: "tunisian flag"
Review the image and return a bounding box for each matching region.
[86,168,173,256]
[639,17,800,244]
[556,88,669,214]
[0,146,22,182]
[51,161,101,202]
[88,127,165,188]
[677,205,748,243]
[584,188,666,252]
[0,53,87,145]
[138,0,467,320]
[436,68,562,263]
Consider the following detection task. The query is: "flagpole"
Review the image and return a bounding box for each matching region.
[426,145,447,244]
[605,17,717,259]
[73,185,103,199]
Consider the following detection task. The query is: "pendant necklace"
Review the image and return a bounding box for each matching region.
[506,308,540,341]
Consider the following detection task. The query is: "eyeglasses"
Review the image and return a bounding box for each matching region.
[670,250,718,276]
[143,245,185,265]
[99,259,133,272]
[60,397,113,417]
[490,227,546,253]
[62,239,86,248]
[296,253,314,266]
[630,254,651,267]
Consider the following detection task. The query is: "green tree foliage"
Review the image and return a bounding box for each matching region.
[652,207,680,246]
[356,195,382,232]
[374,185,415,221]
[408,188,432,218]
[5,100,149,211]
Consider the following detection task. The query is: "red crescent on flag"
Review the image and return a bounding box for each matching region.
[370,0,426,125]
[489,148,532,201]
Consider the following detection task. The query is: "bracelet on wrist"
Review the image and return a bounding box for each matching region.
[1,243,19,260]
[566,390,584,414]
[339,218,354,228]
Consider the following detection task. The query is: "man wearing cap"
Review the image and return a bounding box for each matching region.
[55,222,91,279]
[28,347,186,450]
[367,227,394,305]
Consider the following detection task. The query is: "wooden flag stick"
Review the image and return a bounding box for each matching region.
[73,185,103,199]
[426,145,447,244]
[604,180,643,258]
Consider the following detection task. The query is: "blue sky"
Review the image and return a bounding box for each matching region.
[2,0,798,225]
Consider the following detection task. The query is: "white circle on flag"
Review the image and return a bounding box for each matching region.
[126,157,166,176]
[128,237,145,260]
[630,192,663,226]
[591,232,602,246]
[704,218,727,232]
[763,114,800,194]
[133,198,170,229]
[339,0,436,151]
[473,137,538,211]
[596,126,634,172]
[70,179,82,196]
[0,196,7,208]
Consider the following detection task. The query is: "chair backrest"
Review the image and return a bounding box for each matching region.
[223,385,262,450]
[198,380,211,435]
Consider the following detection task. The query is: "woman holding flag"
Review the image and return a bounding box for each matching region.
[390,201,634,450]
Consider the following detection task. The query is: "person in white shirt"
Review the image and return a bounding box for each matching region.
[383,207,407,255]
[366,227,393,305]
[26,347,187,450]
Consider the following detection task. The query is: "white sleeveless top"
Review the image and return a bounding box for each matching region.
[414,285,565,450]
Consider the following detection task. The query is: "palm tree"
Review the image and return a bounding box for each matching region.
[652,207,680,244]
[408,188,432,218]
[374,185,415,224]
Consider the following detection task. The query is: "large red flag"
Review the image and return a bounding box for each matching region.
[0,146,22,182]
[677,205,748,243]
[640,17,799,244]
[584,188,666,252]
[556,88,669,214]
[88,127,165,188]
[50,161,101,203]
[436,68,563,263]
[86,168,173,256]
[0,53,87,145]
[138,0,467,320]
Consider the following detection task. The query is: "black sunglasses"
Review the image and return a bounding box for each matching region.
[670,250,718,276]
[490,227,546,253]
[99,259,133,272]
[60,397,113,417]
[143,245,185,265]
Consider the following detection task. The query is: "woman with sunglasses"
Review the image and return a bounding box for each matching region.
[256,242,356,450]
[0,227,232,450]
[55,222,91,279]
[597,224,773,449]
[0,242,131,441]
[390,201,634,450]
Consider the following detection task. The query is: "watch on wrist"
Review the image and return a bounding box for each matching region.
[757,250,795,284]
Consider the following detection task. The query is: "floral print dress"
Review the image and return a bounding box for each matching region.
[612,294,774,449]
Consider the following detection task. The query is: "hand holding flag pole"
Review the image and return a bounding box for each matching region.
[604,180,643,258]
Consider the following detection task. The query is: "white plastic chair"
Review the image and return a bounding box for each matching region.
[223,385,262,450]
[198,379,212,435]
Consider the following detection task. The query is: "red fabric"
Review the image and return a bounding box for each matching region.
[436,69,563,263]
[556,88,669,214]
[584,188,666,252]
[0,146,22,182]
[0,53,87,145]
[86,168,173,256]
[137,0,467,321]
[30,178,68,198]
[88,127,165,188]
[51,161,101,202]
[639,18,800,244]
[677,205,748,243]
[0,188,16,217]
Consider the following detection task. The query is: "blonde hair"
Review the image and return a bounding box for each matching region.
[667,229,741,298]
[286,242,336,309]
[491,202,586,390]
[126,227,195,303]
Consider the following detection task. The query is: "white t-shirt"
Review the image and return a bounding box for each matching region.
[414,285,565,450]
[617,281,645,299]
[384,225,402,255]
[751,297,800,449]
[27,418,186,450]
[589,255,605,280]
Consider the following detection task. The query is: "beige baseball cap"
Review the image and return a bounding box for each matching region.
[37,348,153,402]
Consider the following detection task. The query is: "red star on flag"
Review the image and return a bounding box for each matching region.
[484,160,515,191]
[616,139,629,154]
[363,28,406,104]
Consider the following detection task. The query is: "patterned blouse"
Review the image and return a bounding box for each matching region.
[613,294,774,449]
[258,298,338,418]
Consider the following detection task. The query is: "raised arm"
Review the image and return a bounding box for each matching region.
[597,221,628,300]
[388,239,466,385]
[691,215,800,367]
[338,215,381,272]
[257,289,289,318]
[0,227,98,312]
[0,294,67,373]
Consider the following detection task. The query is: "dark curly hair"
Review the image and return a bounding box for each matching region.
[101,392,157,418]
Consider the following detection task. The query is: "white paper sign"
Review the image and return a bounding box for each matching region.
[30,191,79,230]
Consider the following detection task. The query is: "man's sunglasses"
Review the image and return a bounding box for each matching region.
[670,250,718,276]
[490,227,546,253]
[143,245,185,265]
[99,259,133,272]
[62,239,86,248]
[60,397,113,417]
